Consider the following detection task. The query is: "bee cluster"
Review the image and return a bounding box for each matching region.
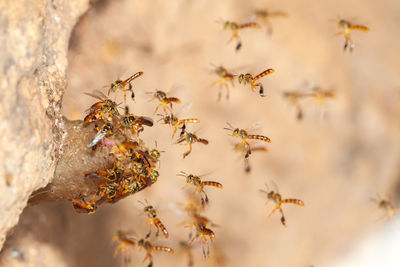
[62,6,393,267]
[72,73,159,214]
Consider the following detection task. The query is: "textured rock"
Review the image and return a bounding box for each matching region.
[0,0,89,249]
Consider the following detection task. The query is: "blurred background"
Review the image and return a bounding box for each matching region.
[1,0,400,266]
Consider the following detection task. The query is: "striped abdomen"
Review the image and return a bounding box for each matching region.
[177,119,200,126]
[253,69,275,81]
[349,25,369,32]
[247,135,271,143]
[281,198,304,206]
[239,22,261,29]
[137,116,154,127]
[165,97,181,104]
[152,246,174,254]
[126,71,144,83]
[200,181,223,189]
[154,218,169,239]
[199,227,215,240]
[197,138,209,145]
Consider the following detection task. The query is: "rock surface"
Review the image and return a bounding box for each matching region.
[0,0,89,249]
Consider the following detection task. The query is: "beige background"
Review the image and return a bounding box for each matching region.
[2,0,400,266]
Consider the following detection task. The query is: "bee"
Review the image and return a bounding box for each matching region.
[112,230,137,264]
[186,214,216,258]
[260,183,304,226]
[98,181,121,201]
[158,113,200,138]
[94,161,123,182]
[224,122,271,159]
[84,91,120,123]
[139,200,169,239]
[71,195,98,214]
[148,90,181,114]
[120,114,154,135]
[252,9,288,35]
[310,85,334,103]
[210,64,237,101]
[176,130,209,158]
[109,71,144,102]
[88,122,114,147]
[283,90,309,120]
[233,143,267,173]
[238,69,275,97]
[177,171,223,206]
[335,19,369,52]
[370,195,399,220]
[221,20,261,51]
[137,238,174,267]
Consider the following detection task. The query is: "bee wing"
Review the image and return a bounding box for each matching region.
[84,90,107,101]
[88,131,106,147]
[168,202,186,217]
[176,102,193,117]
[269,180,280,194]
[247,120,266,133]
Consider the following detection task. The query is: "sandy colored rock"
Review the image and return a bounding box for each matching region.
[0,0,89,249]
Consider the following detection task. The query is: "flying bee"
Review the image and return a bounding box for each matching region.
[88,122,114,147]
[120,113,154,135]
[176,130,209,158]
[177,171,223,206]
[186,214,216,258]
[84,91,120,123]
[210,64,237,101]
[233,142,267,173]
[221,20,261,51]
[310,85,335,103]
[238,69,275,97]
[158,113,200,138]
[260,182,304,226]
[109,71,143,102]
[139,200,169,239]
[224,122,271,159]
[252,9,288,35]
[112,230,137,264]
[148,90,181,114]
[137,237,174,267]
[71,195,98,214]
[335,19,369,52]
[94,161,123,182]
[283,90,310,120]
[370,195,399,221]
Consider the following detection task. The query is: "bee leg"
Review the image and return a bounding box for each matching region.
[131,90,135,102]
[259,84,265,97]
[235,41,242,51]
[153,104,161,114]
[267,24,273,36]
[278,206,286,226]
[244,158,251,173]
[224,83,230,100]
[155,227,160,238]
[179,126,185,137]
[183,143,192,158]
